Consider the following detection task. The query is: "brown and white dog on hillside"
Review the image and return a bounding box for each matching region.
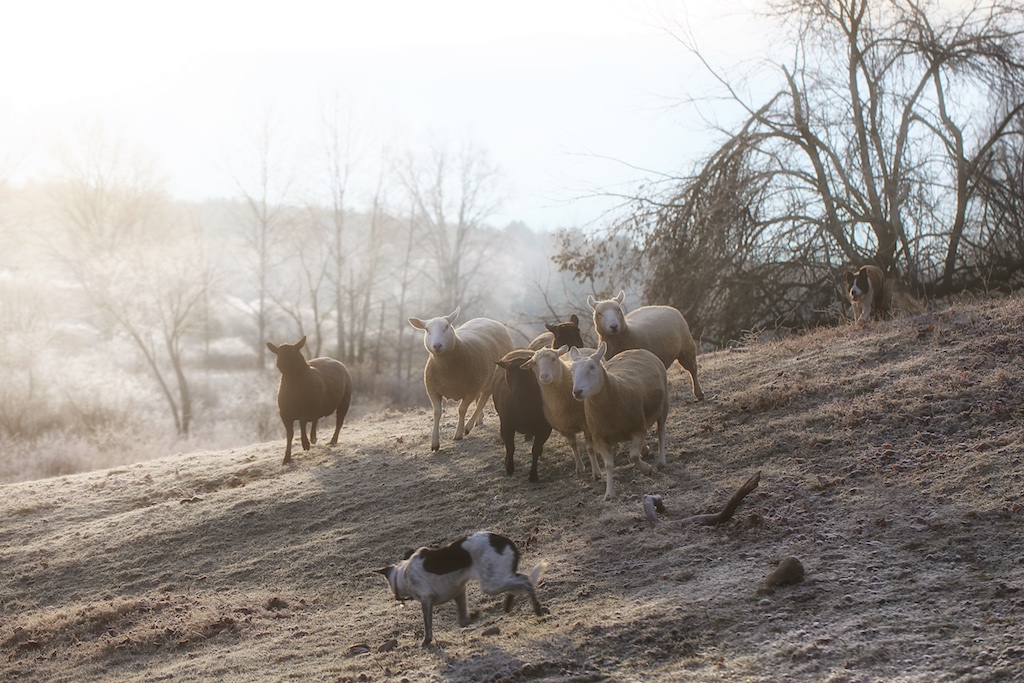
[374,531,547,646]
[843,265,887,323]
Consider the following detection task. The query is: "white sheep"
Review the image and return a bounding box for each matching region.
[587,290,704,401]
[569,342,669,499]
[522,346,601,479]
[408,307,515,451]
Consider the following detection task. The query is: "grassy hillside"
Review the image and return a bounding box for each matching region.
[3,296,1024,682]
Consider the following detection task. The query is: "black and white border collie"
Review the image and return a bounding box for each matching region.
[843,265,886,323]
[374,531,547,646]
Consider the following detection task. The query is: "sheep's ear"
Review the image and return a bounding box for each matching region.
[446,307,461,324]
[555,345,569,357]
[522,357,535,369]
[586,295,597,310]
[568,346,582,361]
[614,290,625,303]
[297,336,307,350]
[267,342,279,354]
[594,341,608,361]
[545,323,557,333]
[408,317,426,330]
[569,314,579,325]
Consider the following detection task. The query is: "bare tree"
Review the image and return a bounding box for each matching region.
[345,167,390,365]
[50,125,209,435]
[395,140,504,313]
[0,268,54,438]
[80,242,209,436]
[270,204,332,356]
[318,93,360,362]
[315,96,400,369]
[970,124,1024,290]
[393,201,421,393]
[767,0,1024,291]
[231,106,295,368]
[558,0,1024,344]
[52,121,166,257]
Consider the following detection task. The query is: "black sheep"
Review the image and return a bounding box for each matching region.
[491,349,553,482]
[528,314,586,350]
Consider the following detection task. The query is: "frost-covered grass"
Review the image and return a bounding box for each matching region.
[0,343,415,484]
[3,296,1024,682]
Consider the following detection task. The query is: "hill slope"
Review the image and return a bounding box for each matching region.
[3,297,1024,682]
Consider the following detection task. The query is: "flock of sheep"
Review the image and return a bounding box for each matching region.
[268,290,703,499]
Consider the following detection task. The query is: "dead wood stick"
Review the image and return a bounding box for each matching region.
[644,471,761,526]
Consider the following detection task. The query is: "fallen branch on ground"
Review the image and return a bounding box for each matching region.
[643,471,761,526]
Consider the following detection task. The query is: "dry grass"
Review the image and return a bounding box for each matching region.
[2,296,1024,682]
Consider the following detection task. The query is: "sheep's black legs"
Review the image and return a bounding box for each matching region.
[528,426,552,482]
[501,424,516,475]
[283,420,295,463]
[330,404,346,445]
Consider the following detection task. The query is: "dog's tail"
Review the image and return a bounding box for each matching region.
[528,560,549,586]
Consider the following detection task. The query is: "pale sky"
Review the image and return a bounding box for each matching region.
[0,0,769,230]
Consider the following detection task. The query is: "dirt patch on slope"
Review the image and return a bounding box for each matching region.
[2,297,1024,682]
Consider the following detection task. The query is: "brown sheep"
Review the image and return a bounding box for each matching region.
[267,336,352,464]
[528,314,587,351]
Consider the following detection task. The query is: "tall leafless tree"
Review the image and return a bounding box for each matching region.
[318,93,360,362]
[346,167,389,365]
[395,140,504,313]
[558,0,1024,345]
[393,200,421,397]
[50,125,209,436]
[231,106,295,369]
[270,204,332,357]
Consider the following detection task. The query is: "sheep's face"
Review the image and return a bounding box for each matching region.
[267,337,309,374]
[499,357,535,395]
[589,296,626,337]
[408,308,460,356]
[498,351,539,395]
[419,317,456,355]
[527,349,564,386]
[569,344,608,401]
[545,314,584,349]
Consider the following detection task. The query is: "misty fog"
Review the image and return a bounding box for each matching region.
[0,120,629,483]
